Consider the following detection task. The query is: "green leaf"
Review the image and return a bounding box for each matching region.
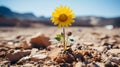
[57,34,63,38]
[55,37,61,41]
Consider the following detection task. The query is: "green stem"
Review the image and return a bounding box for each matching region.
[63,27,66,51]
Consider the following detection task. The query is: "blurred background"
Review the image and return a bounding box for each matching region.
[0,0,120,27]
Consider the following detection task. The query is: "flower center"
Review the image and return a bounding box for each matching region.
[59,14,68,22]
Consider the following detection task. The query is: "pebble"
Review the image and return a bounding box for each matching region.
[29,33,51,48]
[32,54,47,59]
[107,49,120,54]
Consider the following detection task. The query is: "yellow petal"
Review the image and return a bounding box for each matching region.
[51,5,75,27]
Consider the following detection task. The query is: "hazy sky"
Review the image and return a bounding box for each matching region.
[0,0,120,18]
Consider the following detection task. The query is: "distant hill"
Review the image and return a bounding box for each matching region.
[0,6,120,27]
[0,6,37,20]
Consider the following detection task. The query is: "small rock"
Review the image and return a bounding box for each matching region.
[71,44,77,51]
[101,54,108,62]
[17,56,30,64]
[7,49,14,54]
[74,62,83,67]
[110,57,120,64]
[7,42,14,45]
[30,48,38,56]
[83,42,93,46]
[0,61,10,67]
[16,35,22,39]
[30,34,51,48]
[98,34,109,40]
[54,52,75,63]
[48,48,62,61]
[105,59,113,67]
[43,65,57,67]
[60,63,72,67]
[87,62,100,67]
[97,46,107,53]
[23,63,35,67]
[91,32,100,36]
[49,48,75,63]
[107,49,120,54]
[74,50,88,57]
[95,62,105,67]
[47,44,57,51]
[0,47,9,51]
[108,38,117,44]
[90,46,107,53]
[6,51,31,64]
[0,51,6,57]
[32,54,47,59]
[17,41,31,49]
[112,45,120,49]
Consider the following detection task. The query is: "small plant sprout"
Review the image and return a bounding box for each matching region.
[50,5,75,51]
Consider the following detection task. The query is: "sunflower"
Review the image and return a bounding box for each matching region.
[51,5,75,27]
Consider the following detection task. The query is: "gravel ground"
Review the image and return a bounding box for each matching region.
[0,26,120,67]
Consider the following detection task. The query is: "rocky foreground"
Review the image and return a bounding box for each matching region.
[0,27,120,67]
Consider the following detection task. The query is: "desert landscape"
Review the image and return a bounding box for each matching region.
[0,0,120,67]
[0,26,120,67]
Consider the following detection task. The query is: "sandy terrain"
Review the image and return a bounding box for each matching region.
[0,26,120,38]
[0,26,120,67]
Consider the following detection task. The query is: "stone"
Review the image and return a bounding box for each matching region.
[0,61,10,67]
[87,62,100,67]
[17,56,30,64]
[107,49,120,54]
[95,62,105,67]
[0,47,9,51]
[60,63,72,67]
[108,38,117,44]
[110,57,120,64]
[54,52,75,63]
[74,50,88,57]
[98,34,109,40]
[48,48,62,61]
[6,51,31,64]
[30,48,38,56]
[17,41,31,49]
[32,54,47,60]
[74,62,83,67]
[23,63,35,67]
[48,48,75,63]
[90,46,107,53]
[83,42,93,46]
[0,51,6,57]
[29,34,51,48]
